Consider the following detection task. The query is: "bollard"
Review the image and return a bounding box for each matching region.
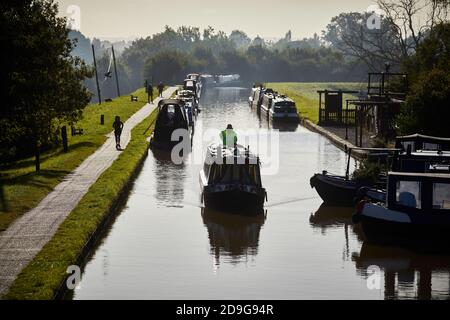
[61,126,68,153]
[100,114,104,125]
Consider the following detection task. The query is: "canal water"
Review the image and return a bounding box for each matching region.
[73,87,450,300]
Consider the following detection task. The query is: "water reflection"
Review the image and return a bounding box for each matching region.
[201,207,266,266]
[151,149,186,207]
[309,204,353,231]
[202,87,249,104]
[309,204,365,241]
[353,242,450,300]
[257,114,299,132]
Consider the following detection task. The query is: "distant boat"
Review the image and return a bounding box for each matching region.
[353,171,450,249]
[183,78,201,99]
[176,89,198,127]
[248,87,274,110]
[260,93,299,122]
[149,99,190,150]
[200,144,267,214]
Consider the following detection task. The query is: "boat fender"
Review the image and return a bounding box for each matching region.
[309,175,316,188]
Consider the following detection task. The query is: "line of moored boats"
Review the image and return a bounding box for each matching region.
[150,74,267,215]
[248,86,299,122]
[310,134,450,249]
[149,78,450,250]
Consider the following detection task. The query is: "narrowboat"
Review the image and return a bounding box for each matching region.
[248,87,274,109]
[183,78,200,99]
[200,144,267,214]
[260,93,299,122]
[149,99,190,150]
[176,89,198,126]
[395,133,450,153]
[353,171,450,248]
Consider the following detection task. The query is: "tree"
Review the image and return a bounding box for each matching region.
[143,51,189,85]
[0,0,92,170]
[229,30,251,49]
[397,23,450,136]
[323,0,449,70]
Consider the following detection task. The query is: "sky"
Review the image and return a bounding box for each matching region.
[56,0,375,41]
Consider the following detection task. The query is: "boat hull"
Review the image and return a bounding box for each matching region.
[310,174,365,206]
[355,203,450,250]
[203,185,266,215]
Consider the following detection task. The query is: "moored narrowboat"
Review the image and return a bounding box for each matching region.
[149,99,190,150]
[353,171,450,248]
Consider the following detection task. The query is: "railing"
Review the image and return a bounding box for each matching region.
[319,108,356,126]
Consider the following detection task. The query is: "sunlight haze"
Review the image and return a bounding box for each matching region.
[56,0,375,40]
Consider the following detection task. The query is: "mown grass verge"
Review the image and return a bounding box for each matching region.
[267,82,362,124]
[0,88,157,232]
[4,108,158,300]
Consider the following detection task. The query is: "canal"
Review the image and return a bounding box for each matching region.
[73,87,450,300]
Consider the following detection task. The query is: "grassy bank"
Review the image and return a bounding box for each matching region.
[267,82,362,123]
[5,107,158,300]
[0,88,155,231]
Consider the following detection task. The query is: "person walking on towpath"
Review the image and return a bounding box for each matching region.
[147,82,153,103]
[113,115,124,150]
[220,124,238,148]
[158,82,164,98]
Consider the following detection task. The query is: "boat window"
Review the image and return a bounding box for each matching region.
[400,141,414,152]
[396,181,421,209]
[167,105,175,117]
[423,142,440,150]
[432,183,450,210]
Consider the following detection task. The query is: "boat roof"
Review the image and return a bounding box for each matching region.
[158,98,185,107]
[396,133,450,143]
[177,89,196,97]
[273,95,294,103]
[403,150,450,157]
[388,171,450,179]
[206,144,259,162]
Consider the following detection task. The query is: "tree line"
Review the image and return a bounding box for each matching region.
[1,0,449,169]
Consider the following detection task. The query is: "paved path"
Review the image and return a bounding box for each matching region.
[0,87,178,296]
[301,119,368,159]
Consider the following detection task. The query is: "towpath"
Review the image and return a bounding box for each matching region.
[0,86,178,296]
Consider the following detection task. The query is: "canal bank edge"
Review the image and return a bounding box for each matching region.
[4,108,159,300]
[300,118,367,160]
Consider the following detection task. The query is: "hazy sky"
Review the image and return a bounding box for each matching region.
[57,0,375,40]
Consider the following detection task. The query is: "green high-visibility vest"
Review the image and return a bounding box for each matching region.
[220,129,237,147]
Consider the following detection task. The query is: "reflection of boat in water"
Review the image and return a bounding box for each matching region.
[200,144,267,214]
[309,203,365,243]
[309,204,354,230]
[257,110,299,132]
[151,148,186,207]
[201,207,266,265]
[353,242,450,300]
[150,99,190,150]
